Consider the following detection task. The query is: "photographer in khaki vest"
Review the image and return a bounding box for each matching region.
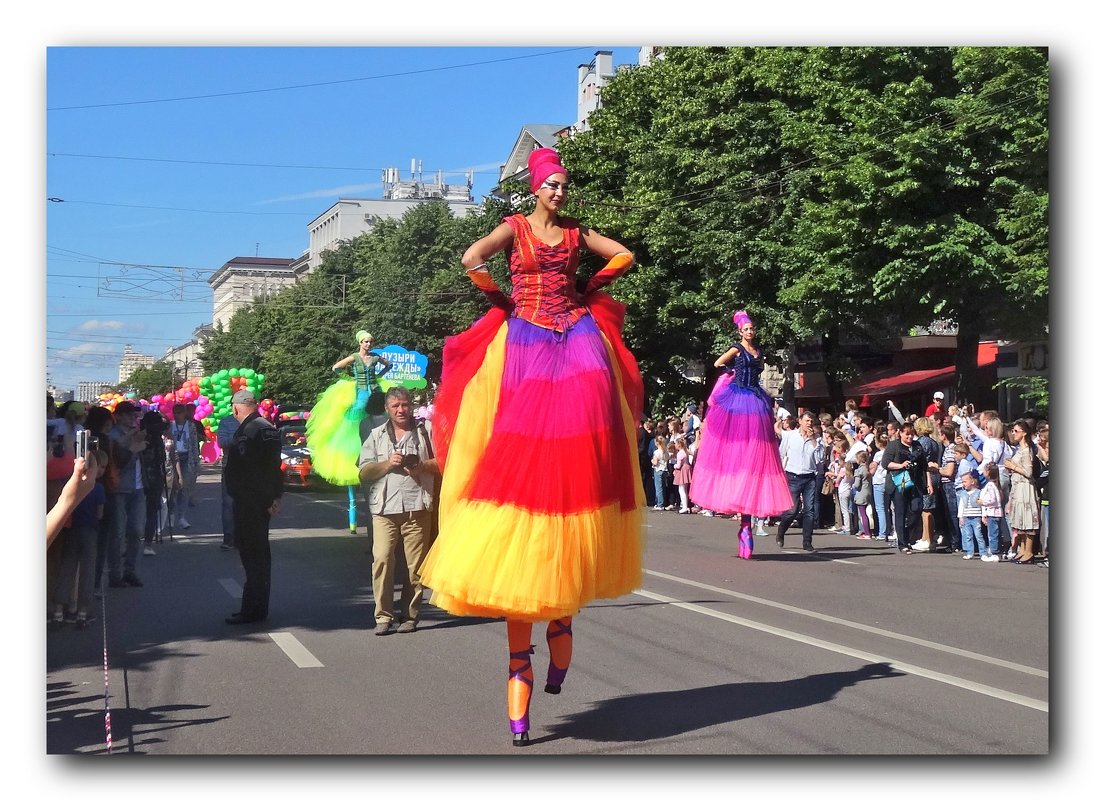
[357,387,439,636]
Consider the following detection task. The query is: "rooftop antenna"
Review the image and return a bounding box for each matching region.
[255,243,260,256]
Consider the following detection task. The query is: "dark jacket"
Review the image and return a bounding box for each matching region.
[224,412,283,508]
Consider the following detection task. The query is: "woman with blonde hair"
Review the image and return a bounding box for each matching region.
[910,416,943,552]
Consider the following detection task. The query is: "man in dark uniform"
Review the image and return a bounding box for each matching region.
[223,389,283,625]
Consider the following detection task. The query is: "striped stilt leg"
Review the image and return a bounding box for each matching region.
[544,616,573,694]
[507,619,534,746]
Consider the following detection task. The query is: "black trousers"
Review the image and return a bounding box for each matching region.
[234,501,271,619]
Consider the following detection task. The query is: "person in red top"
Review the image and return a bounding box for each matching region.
[925,391,945,418]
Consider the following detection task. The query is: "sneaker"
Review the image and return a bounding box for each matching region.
[374,621,394,636]
[220,544,233,551]
[701,510,714,517]
[396,620,418,634]
[962,554,976,560]
[856,533,872,540]
[122,572,144,587]
[755,529,770,537]
[178,518,191,530]
[143,546,156,556]
[911,540,931,552]
[678,509,690,515]
[875,535,888,541]
[652,506,665,511]
[980,554,1000,563]
[802,543,816,552]
[1006,549,1017,560]
[887,534,897,542]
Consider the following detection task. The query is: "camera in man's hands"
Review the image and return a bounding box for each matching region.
[401,453,420,471]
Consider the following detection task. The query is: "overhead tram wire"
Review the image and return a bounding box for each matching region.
[47,48,591,112]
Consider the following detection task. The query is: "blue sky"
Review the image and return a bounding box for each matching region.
[45,45,640,392]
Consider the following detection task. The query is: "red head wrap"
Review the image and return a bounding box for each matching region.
[528,147,568,192]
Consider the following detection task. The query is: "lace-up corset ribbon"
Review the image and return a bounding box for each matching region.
[504,214,587,333]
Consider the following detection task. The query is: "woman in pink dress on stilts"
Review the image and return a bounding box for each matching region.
[689,310,792,559]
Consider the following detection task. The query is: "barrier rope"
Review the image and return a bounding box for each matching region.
[100,587,112,754]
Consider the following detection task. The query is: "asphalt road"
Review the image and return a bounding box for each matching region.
[46,467,1049,757]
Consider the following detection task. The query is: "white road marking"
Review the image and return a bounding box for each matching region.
[642,568,1048,678]
[218,578,243,599]
[635,588,1047,712]
[268,632,324,668]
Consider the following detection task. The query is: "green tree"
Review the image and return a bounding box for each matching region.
[560,46,1048,411]
[125,361,177,399]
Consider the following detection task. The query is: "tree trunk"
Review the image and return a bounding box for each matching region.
[954,323,982,407]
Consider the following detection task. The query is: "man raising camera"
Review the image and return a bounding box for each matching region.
[357,387,439,636]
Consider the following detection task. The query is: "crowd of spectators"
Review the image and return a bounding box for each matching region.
[46,392,210,630]
[637,394,1050,565]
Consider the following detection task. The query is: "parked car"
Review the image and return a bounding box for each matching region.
[279,422,316,488]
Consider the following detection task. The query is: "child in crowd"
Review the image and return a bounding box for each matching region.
[651,435,671,511]
[977,462,1005,562]
[829,441,852,534]
[852,450,873,539]
[672,438,693,515]
[50,450,107,629]
[869,433,890,539]
[956,470,986,559]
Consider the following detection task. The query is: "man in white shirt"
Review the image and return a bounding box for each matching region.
[775,411,822,552]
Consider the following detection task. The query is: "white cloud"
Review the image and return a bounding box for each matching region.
[76,319,127,332]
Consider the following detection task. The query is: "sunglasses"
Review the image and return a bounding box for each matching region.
[540,179,571,193]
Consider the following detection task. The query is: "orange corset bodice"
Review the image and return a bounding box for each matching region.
[504,214,588,332]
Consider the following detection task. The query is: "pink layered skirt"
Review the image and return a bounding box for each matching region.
[689,373,792,517]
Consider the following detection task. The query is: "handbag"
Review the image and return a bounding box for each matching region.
[892,469,913,491]
[821,476,835,495]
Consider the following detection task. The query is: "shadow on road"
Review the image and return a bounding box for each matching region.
[541,662,903,743]
[47,680,229,754]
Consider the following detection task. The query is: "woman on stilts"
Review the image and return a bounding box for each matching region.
[689,310,792,559]
[307,330,392,533]
[418,147,645,746]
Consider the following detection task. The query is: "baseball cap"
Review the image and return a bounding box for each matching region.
[114,400,140,415]
[933,391,944,400]
[232,389,256,405]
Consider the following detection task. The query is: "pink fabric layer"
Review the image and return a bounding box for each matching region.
[690,373,793,517]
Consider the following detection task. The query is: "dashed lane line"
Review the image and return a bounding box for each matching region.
[218,578,243,599]
[268,632,324,668]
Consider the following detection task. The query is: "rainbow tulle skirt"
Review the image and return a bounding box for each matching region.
[689,373,793,517]
[419,297,645,622]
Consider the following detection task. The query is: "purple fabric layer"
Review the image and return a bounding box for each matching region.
[491,316,616,438]
[690,373,793,516]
